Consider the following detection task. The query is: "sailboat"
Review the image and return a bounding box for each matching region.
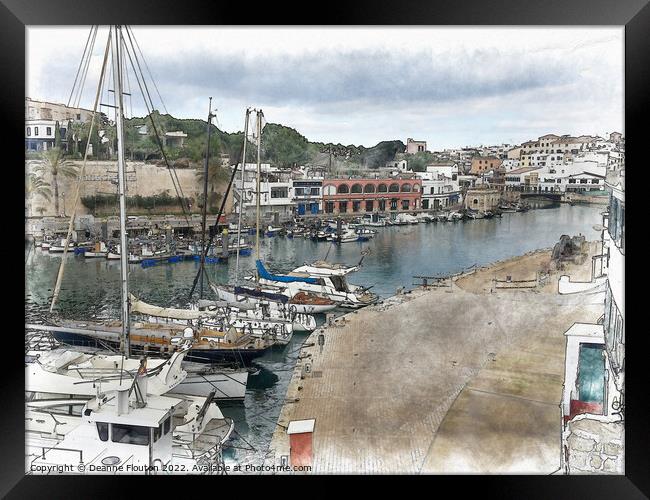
[209,109,332,324]
[34,26,252,393]
[26,26,235,474]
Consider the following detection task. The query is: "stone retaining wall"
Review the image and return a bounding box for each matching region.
[564,415,624,474]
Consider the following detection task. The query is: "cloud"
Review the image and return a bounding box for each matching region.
[26,27,623,148]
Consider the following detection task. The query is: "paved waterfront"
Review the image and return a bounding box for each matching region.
[269,249,603,473]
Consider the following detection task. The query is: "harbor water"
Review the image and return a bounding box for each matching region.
[24,202,603,467]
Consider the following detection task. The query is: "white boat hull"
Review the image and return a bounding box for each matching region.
[169,368,248,400]
[215,286,337,314]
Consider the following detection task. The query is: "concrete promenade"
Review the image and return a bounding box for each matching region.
[268,247,603,473]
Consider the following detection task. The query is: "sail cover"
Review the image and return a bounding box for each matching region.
[234,285,289,303]
[130,294,219,320]
[255,260,319,284]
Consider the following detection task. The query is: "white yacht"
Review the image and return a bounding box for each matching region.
[26,385,234,475]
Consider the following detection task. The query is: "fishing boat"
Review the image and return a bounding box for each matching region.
[394,213,419,225]
[328,228,364,243]
[84,241,109,258]
[447,211,464,222]
[361,213,388,227]
[265,225,283,237]
[466,210,485,220]
[49,239,76,253]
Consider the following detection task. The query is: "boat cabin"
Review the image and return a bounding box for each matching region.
[30,389,178,472]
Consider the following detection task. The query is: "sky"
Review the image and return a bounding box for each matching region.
[26,26,624,150]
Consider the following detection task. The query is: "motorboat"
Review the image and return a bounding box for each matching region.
[26,383,235,475]
[253,260,377,309]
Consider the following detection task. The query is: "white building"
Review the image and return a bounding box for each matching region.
[418,163,461,210]
[233,163,293,221]
[292,178,323,216]
[25,119,59,152]
[560,165,624,474]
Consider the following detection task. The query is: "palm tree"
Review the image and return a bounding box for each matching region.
[26,169,52,216]
[195,162,229,206]
[69,121,89,156]
[39,147,78,216]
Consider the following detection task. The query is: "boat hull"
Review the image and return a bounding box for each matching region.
[50,330,268,365]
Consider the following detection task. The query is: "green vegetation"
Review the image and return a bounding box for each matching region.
[55,109,407,171]
[80,190,194,215]
[404,151,437,172]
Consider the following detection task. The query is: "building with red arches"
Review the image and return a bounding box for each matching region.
[321,178,422,215]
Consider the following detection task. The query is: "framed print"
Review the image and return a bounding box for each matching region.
[3,0,647,496]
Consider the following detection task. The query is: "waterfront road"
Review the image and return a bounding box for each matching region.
[268,247,603,473]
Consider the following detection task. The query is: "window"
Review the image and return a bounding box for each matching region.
[388,183,399,192]
[325,201,334,213]
[580,179,588,184]
[377,184,388,193]
[310,188,320,196]
[569,179,576,184]
[352,201,361,212]
[46,127,52,136]
[76,114,81,120]
[271,187,288,198]
[164,416,171,435]
[35,127,39,135]
[351,184,362,193]
[364,184,375,193]
[591,179,599,184]
[401,200,410,210]
[401,183,412,192]
[339,201,347,213]
[96,422,109,442]
[337,184,349,194]
[154,422,162,442]
[294,188,305,196]
[378,200,386,211]
[323,185,336,196]
[422,199,429,210]
[365,200,373,212]
[27,127,31,137]
[390,199,398,210]
[111,423,151,446]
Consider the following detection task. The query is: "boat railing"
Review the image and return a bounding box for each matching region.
[41,446,84,463]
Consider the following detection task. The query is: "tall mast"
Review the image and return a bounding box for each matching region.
[199,97,214,299]
[255,109,262,276]
[111,25,130,358]
[234,108,250,284]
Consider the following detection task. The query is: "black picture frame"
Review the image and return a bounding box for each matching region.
[5,0,647,496]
